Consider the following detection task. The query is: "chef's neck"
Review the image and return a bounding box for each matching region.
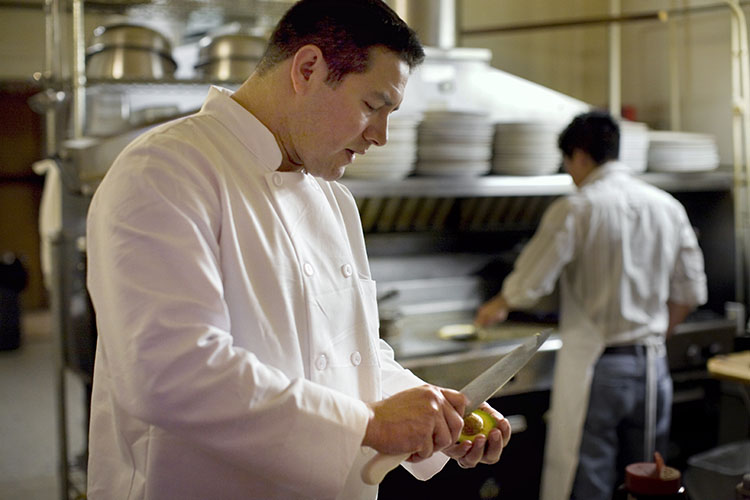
[231,65,304,173]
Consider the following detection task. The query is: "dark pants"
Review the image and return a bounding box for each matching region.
[570,348,672,500]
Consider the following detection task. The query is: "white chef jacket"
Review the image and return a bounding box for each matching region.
[498,161,707,500]
[86,86,447,500]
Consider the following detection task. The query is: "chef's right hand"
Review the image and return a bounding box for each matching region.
[362,385,466,461]
[474,294,510,327]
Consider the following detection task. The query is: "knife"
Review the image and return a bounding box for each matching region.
[361,329,551,485]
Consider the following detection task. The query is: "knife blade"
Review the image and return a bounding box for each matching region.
[361,329,552,485]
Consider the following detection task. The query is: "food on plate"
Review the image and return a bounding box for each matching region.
[437,323,478,341]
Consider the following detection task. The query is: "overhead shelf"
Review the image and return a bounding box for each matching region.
[341,169,733,199]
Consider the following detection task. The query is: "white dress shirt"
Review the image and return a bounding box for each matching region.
[501,161,707,344]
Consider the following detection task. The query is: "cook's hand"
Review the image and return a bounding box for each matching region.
[362,385,466,461]
[474,294,511,327]
[442,403,511,468]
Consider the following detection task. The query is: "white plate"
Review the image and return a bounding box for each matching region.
[647,161,719,173]
[415,161,491,177]
[419,145,492,161]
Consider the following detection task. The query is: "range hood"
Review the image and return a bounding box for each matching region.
[390,0,590,123]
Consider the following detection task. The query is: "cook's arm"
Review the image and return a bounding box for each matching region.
[666,301,694,337]
[488,197,577,315]
[667,210,708,337]
[375,340,452,479]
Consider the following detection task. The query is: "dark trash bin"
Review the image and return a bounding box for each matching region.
[0,252,28,350]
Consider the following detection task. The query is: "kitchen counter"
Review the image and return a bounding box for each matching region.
[388,309,559,395]
[388,309,737,396]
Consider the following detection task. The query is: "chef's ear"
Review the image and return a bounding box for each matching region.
[290,44,328,95]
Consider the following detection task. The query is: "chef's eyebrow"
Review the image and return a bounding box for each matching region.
[369,91,394,108]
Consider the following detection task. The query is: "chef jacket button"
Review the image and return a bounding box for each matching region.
[272,173,283,187]
[315,354,328,371]
[350,351,362,366]
[303,262,314,276]
[341,264,353,277]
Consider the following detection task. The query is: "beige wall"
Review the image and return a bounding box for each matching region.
[0,8,46,80]
[459,0,742,164]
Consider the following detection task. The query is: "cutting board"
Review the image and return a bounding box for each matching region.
[707,351,750,384]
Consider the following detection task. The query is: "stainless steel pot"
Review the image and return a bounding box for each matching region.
[88,23,173,54]
[194,58,259,82]
[86,47,177,80]
[195,33,267,81]
[86,23,176,80]
[197,33,267,62]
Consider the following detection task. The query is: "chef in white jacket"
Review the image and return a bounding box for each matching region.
[85,1,511,499]
[474,111,707,500]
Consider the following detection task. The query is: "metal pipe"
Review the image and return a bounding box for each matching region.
[43,0,62,156]
[393,0,457,49]
[460,10,668,36]
[668,0,682,130]
[724,0,750,312]
[609,0,622,118]
[71,0,86,138]
[458,2,750,37]
[728,3,745,306]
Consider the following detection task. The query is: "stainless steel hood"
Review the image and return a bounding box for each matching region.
[389,0,591,124]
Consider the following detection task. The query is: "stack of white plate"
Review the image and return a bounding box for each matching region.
[344,115,420,180]
[414,111,494,177]
[647,131,720,173]
[492,121,564,176]
[619,120,649,173]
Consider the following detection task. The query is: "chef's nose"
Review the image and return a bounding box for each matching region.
[365,115,388,147]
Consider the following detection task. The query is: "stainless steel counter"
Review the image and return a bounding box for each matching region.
[389,310,737,398]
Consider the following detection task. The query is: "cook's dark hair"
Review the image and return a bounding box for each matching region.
[558,110,620,165]
[256,0,424,85]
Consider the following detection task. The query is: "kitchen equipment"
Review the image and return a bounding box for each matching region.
[647,131,720,173]
[415,111,493,177]
[195,32,267,81]
[492,121,565,176]
[619,119,650,173]
[345,114,420,180]
[86,23,176,80]
[614,452,687,499]
[361,329,551,485]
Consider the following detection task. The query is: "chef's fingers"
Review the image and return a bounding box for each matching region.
[426,396,463,457]
[458,435,488,468]
[439,388,468,432]
[497,415,512,447]
[479,403,511,448]
[479,428,505,464]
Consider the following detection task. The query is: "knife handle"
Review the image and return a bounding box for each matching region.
[361,452,410,485]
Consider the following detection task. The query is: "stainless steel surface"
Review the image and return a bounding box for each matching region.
[388,307,559,395]
[197,32,267,62]
[87,23,173,55]
[392,0,457,49]
[195,58,258,82]
[459,329,551,414]
[341,170,733,199]
[86,47,177,80]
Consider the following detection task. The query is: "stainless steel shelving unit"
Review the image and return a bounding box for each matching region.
[342,169,733,198]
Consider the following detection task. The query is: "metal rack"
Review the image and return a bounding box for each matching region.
[41,2,294,498]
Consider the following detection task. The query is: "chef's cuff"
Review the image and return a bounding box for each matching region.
[401,452,451,481]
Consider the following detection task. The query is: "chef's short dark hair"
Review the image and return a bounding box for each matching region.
[558,111,620,165]
[256,0,424,85]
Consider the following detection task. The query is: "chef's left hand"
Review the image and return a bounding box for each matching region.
[441,403,511,469]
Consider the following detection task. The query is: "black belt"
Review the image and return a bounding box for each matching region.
[602,344,646,356]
